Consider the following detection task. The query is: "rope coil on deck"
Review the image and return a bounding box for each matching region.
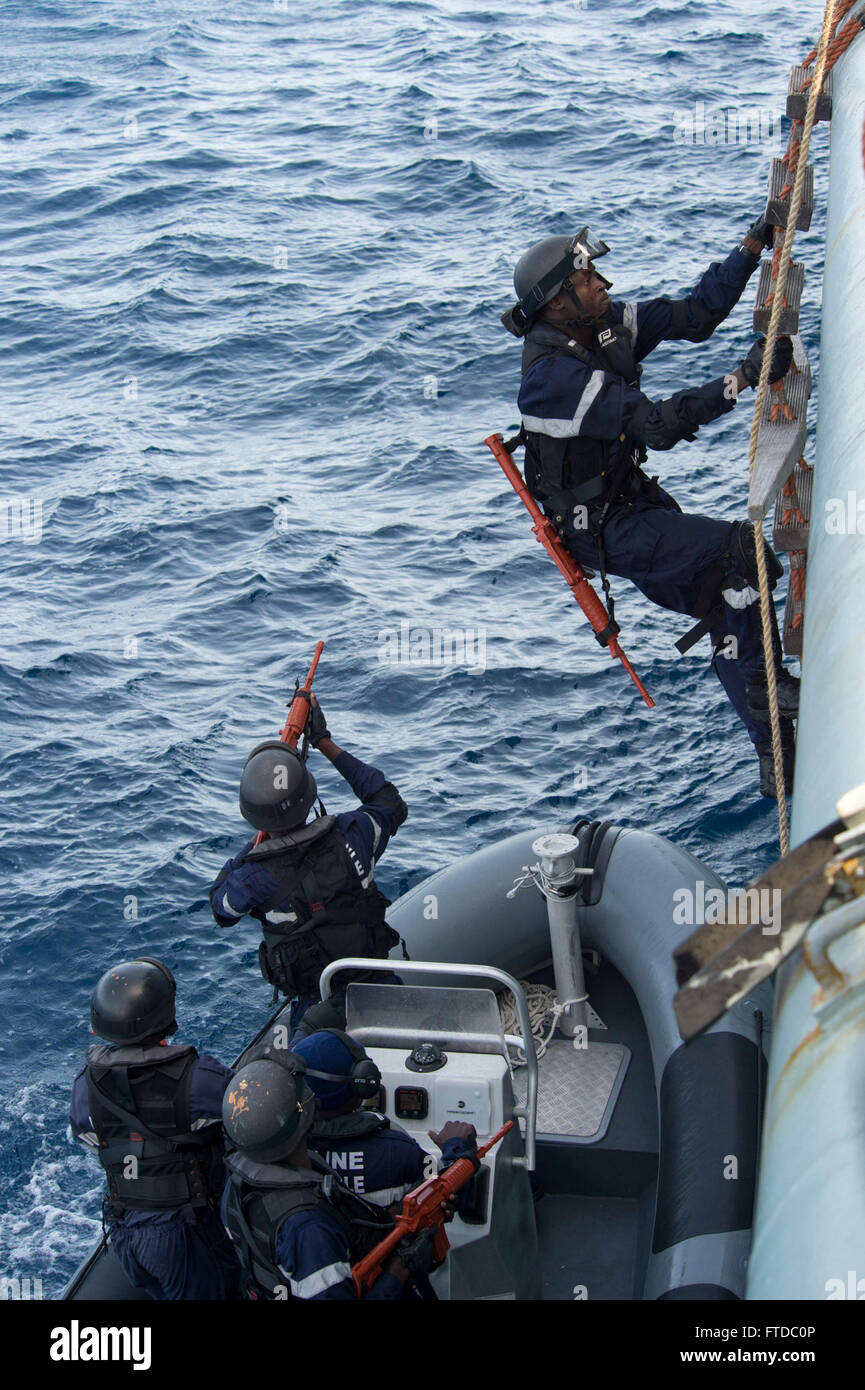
[499,982,581,1065]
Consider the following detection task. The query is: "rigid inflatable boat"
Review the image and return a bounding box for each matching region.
[65,821,770,1301]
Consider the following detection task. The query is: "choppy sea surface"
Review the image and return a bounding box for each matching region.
[0,0,828,1294]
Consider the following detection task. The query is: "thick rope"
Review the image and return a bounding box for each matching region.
[746,0,840,856]
[499,982,583,1065]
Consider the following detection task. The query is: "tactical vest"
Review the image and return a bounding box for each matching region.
[242,814,398,998]
[85,1043,225,1218]
[521,321,650,523]
[223,1149,394,1300]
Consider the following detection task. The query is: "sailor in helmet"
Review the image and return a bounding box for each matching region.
[221,1044,476,1299]
[503,220,799,797]
[209,694,408,1032]
[292,1028,478,1209]
[69,958,242,1300]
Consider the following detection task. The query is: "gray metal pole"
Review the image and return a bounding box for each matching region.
[532,833,589,1036]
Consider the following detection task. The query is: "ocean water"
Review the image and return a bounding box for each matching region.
[0,0,828,1295]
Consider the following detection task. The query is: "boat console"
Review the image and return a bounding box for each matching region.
[322,960,542,1300]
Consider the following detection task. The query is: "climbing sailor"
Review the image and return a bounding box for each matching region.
[221,1043,477,1299]
[69,958,242,1300]
[292,1028,479,1209]
[503,220,800,796]
[209,693,408,1032]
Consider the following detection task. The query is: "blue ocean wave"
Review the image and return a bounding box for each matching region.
[0,0,826,1293]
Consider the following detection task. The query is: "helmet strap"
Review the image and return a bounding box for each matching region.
[560,278,604,330]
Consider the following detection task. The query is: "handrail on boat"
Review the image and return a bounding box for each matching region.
[320,958,538,1171]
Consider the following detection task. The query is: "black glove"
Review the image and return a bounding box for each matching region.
[742,212,775,251]
[307,699,330,748]
[740,336,793,388]
[399,1228,440,1280]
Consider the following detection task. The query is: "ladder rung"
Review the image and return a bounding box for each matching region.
[773,463,813,551]
[783,551,807,657]
[747,335,812,523]
[753,261,805,335]
[786,65,833,122]
[767,158,814,231]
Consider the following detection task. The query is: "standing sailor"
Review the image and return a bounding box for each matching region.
[503,219,798,796]
[69,958,242,1300]
[209,694,407,1032]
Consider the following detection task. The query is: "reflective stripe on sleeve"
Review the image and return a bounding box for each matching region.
[521,369,606,438]
[286,1261,353,1299]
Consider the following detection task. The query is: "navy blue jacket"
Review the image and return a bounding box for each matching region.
[210,751,398,931]
[271,1131,476,1300]
[308,1112,427,1207]
[70,1050,233,1229]
[518,244,760,454]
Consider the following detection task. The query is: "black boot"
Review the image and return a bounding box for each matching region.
[746,668,800,721]
[756,738,796,798]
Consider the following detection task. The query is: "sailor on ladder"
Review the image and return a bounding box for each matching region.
[503,220,799,796]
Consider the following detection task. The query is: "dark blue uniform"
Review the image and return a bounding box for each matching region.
[308,1111,428,1207]
[210,751,404,1030]
[518,243,784,746]
[268,1130,474,1300]
[70,1050,241,1300]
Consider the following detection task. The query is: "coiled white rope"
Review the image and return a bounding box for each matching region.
[498,982,586,1066]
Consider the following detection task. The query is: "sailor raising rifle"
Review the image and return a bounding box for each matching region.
[209,644,408,1034]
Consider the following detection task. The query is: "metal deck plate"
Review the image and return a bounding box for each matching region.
[513,1039,630,1145]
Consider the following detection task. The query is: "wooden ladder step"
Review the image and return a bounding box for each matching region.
[754,260,805,335]
[747,335,812,523]
[767,158,814,231]
[786,65,833,122]
[783,550,808,657]
[773,461,814,551]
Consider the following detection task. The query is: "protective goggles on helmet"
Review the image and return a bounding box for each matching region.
[502,226,612,337]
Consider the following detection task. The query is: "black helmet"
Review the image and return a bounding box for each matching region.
[90,958,178,1045]
[503,226,612,336]
[222,1053,315,1163]
[239,740,317,833]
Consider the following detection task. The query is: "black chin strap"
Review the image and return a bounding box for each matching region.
[560,280,598,330]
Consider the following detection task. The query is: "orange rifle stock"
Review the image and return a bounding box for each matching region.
[351,1120,514,1296]
[251,640,325,848]
[485,433,654,708]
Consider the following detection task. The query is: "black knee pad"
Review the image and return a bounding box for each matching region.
[728,521,783,589]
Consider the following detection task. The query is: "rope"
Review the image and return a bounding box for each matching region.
[801,0,859,64]
[746,0,842,856]
[498,982,586,1066]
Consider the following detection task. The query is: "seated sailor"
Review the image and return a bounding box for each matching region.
[221,1044,476,1300]
[293,1027,479,1208]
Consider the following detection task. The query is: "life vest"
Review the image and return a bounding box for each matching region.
[223,1148,394,1300]
[84,1043,225,1218]
[242,814,399,998]
[520,320,650,523]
